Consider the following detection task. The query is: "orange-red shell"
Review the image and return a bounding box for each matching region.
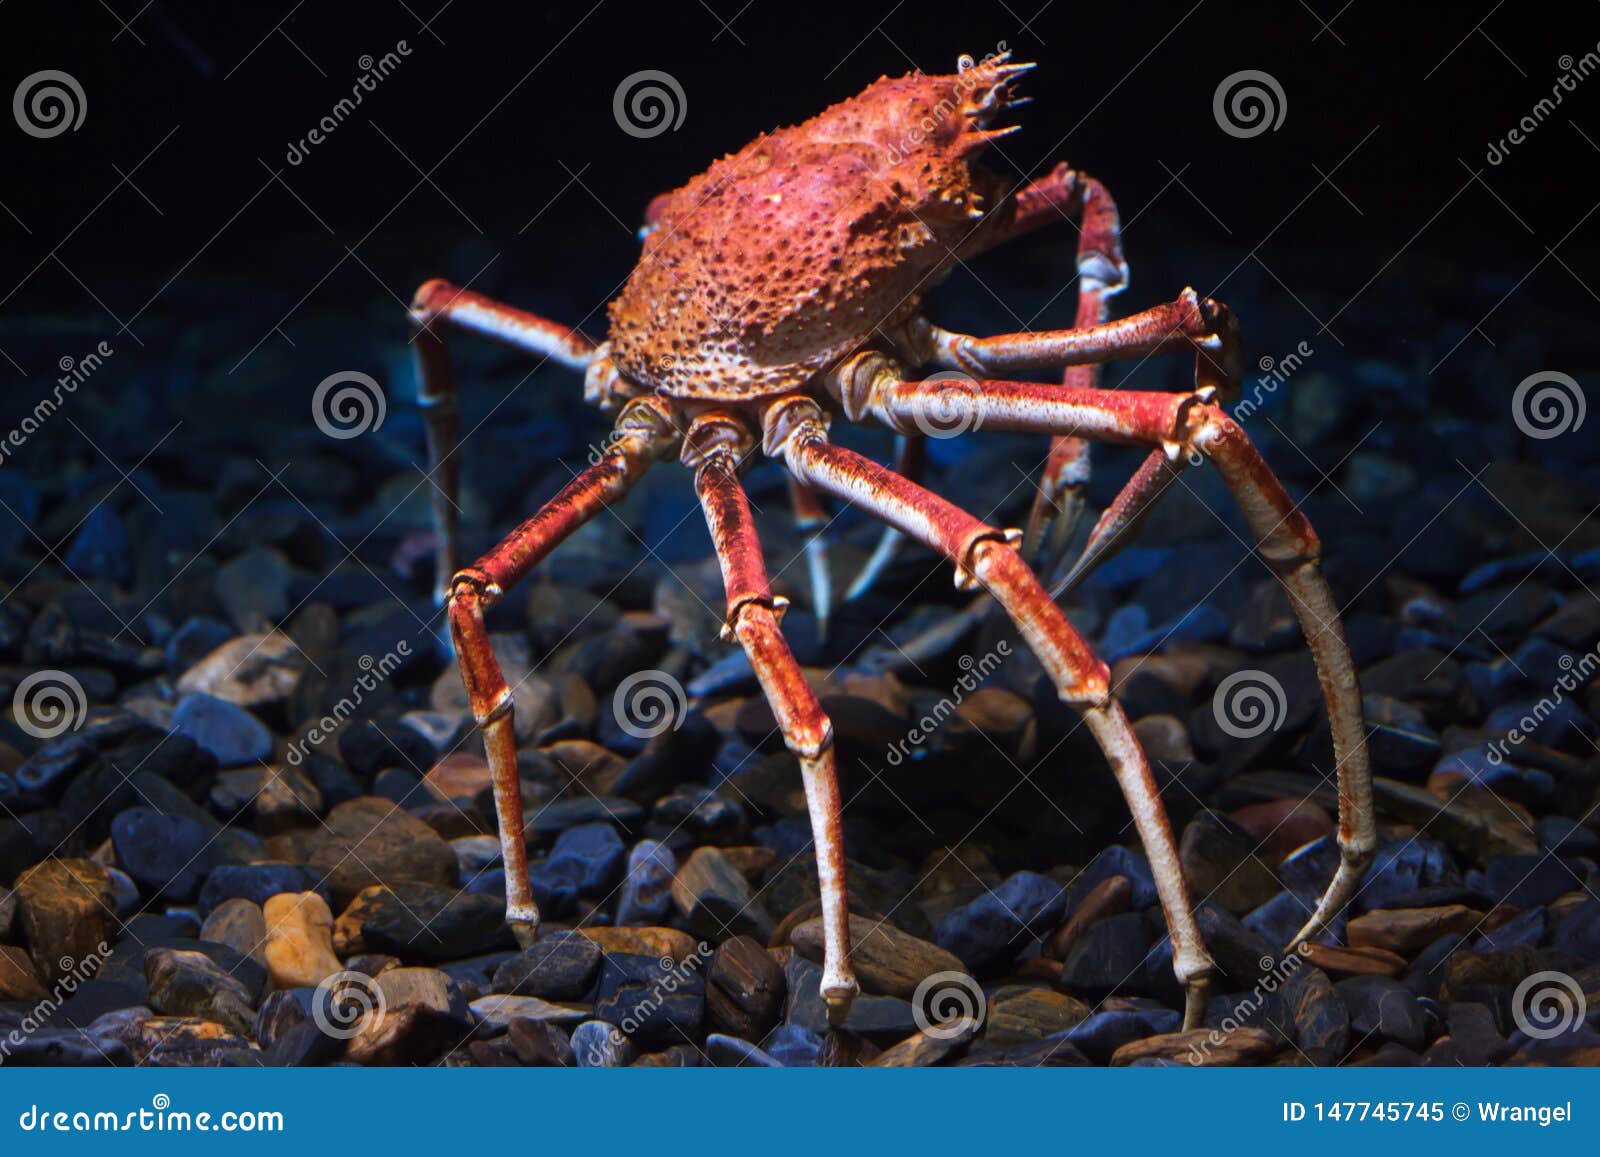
[606,58,1032,400]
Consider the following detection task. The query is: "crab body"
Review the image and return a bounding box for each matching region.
[605,59,1030,401]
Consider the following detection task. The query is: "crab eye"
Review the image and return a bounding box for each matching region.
[956,54,975,72]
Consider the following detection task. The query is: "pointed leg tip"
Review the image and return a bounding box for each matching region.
[1286,924,1320,955]
[1182,976,1212,1032]
[510,918,540,951]
[1050,565,1086,601]
[823,979,859,1027]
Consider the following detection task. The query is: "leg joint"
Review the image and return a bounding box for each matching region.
[1063,673,1114,713]
[729,604,834,760]
[448,566,500,605]
[473,690,515,728]
[957,528,1025,591]
[1342,828,1378,865]
[785,720,835,762]
[973,542,1112,708]
[444,578,515,727]
[682,412,758,472]
[1185,403,1323,568]
[722,593,790,641]
[817,351,903,427]
[761,395,831,462]
[410,278,460,327]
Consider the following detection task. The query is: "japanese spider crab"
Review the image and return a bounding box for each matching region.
[407,53,1375,1031]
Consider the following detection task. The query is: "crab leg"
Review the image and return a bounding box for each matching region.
[688,414,857,1021]
[917,282,1240,596]
[409,278,599,603]
[446,398,678,947]
[843,433,926,602]
[1052,448,1186,597]
[1007,164,1087,240]
[765,397,1216,1028]
[912,287,1241,390]
[999,171,1127,578]
[956,163,1104,260]
[786,476,834,640]
[1024,436,1093,584]
[843,370,1377,947]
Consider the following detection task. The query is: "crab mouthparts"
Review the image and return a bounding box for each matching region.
[959,51,1036,138]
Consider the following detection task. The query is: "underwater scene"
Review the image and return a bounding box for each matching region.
[0,2,1596,1086]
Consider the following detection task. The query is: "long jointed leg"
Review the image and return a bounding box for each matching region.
[957,164,1117,260]
[920,285,1242,597]
[845,369,1377,947]
[1021,173,1128,578]
[1024,434,1092,585]
[1052,447,1186,598]
[843,433,925,603]
[912,287,1239,383]
[686,413,858,1021]
[765,397,1216,1027]
[410,278,600,603]
[785,475,834,640]
[446,397,679,947]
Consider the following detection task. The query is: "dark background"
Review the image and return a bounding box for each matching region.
[2,0,1599,987]
[0,0,1595,593]
[4,1,1597,320]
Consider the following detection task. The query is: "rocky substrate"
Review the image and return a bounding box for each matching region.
[2,259,1597,1067]
[2,472,1598,1067]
